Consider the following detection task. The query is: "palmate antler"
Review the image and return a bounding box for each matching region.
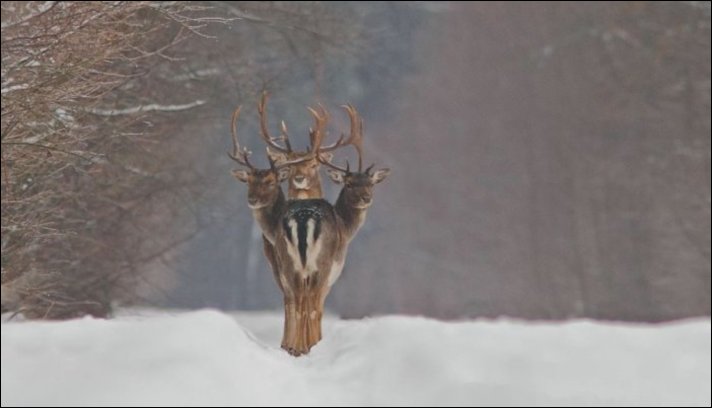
[258,92,293,154]
[227,106,254,169]
[255,93,366,171]
[316,104,367,173]
[228,103,313,171]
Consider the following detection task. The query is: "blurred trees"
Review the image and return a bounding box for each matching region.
[331,1,710,321]
[0,1,230,318]
[0,1,364,318]
[2,2,709,322]
[148,2,712,323]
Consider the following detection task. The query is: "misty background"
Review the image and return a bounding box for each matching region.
[2,2,710,322]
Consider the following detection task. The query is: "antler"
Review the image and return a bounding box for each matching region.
[271,152,316,170]
[228,103,313,171]
[316,104,365,171]
[307,103,329,153]
[319,156,351,174]
[227,106,254,169]
[258,92,292,153]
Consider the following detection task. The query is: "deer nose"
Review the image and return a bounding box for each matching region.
[361,193,372,203]
[248,197,258,206]
[294,175,305,183]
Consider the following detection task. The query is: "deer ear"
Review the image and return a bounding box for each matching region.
[277,167,291,182]
[232,169,250,183]
[266,147,288,164]
[326,168,345,184]
[370,168,390,184]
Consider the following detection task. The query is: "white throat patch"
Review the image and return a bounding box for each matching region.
[292,178,309,190]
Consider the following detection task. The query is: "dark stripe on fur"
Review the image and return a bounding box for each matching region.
[283,200,327,269]
[297,219,308,268]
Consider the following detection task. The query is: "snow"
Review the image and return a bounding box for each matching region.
[87,100,206,116]
[1,309,710,406]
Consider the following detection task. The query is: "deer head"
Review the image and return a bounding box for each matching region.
[257,92,357,199]
[228,106,311,210]
[324,164,390,209]
[318,105,390,234]
[320,104,389,207]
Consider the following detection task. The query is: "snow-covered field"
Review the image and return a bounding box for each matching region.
[1,309,710,406]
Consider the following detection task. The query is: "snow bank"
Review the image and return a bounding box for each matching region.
[1,310,710,406]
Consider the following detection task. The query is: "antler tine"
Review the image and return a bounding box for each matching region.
[228,106,254,168]
[322,105,363,150]
[273,152,316,170]
[314,103,367,172]
[350,105,365,171]
[279,120,292,149]
[307,104,330,154]
[258,91,292,153]
[318,154,350,173]
[326,104,364,169]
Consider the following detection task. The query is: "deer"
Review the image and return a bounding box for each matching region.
[257,92,347,200]
[229,98,388,357]
[227,105,316,351]
[270,104,390,356]
[228,99,360,353]
[320,105,390,245]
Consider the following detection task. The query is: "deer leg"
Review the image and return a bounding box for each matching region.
[281,297,292,351]
[299,279,327,352]
[295,286,310,356]
[315,286,330,342]
[304,288,319,350]
[282,295,298,354]
[285,277,329,356]
[286,277,317,356]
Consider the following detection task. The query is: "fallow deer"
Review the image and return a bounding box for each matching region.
[229,99,388,357]
[321,105,390,243]
[257,92,351,200]
[271,104,390,356]
[227,106,314,351]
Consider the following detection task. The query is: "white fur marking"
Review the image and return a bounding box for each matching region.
[292,178,309,190]
[283,218,321,279]
[288,219,298,247]
[328,259,345,287]
[284,219,302,273]
[303,219,322,277]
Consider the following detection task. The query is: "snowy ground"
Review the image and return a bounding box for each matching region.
[1,309,710,406]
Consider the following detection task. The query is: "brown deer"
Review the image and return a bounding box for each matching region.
[229,100,387,357]
[257,92,349,200]
[227,106,315,350]
[271,104,390,356]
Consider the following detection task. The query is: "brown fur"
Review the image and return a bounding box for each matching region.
[267,149,332,200]
[232,167,293,350]
[270,167,390,356]
[271,199,345,355]
[234,96,386,356]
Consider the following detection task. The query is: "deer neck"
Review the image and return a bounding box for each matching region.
[252,189,287,244]
[334,188,368,240]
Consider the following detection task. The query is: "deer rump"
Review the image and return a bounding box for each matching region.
[270,199,347,355]
[274,199,347,291]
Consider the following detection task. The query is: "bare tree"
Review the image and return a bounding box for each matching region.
[1,1,228,318]
[1,1,368,319]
